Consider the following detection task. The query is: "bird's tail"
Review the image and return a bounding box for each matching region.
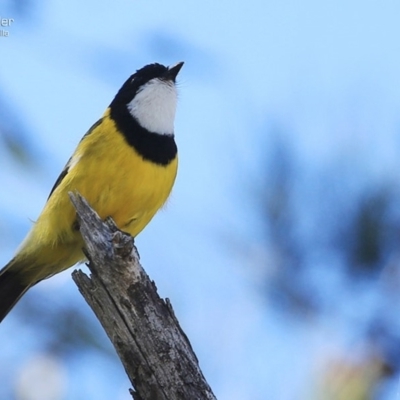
[0,260,31,323]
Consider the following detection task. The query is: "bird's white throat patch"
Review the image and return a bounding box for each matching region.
[127,78,177,135]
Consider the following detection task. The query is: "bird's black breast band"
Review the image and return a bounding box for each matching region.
[109,105,177,166]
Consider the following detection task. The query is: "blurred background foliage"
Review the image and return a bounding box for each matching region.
[2,0,400,399]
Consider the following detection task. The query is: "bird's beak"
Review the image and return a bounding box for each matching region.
[163,62,184,81]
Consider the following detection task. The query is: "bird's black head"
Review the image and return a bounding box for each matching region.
[110,62,184,135]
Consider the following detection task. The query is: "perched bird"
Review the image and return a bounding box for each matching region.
[0,61,184,322]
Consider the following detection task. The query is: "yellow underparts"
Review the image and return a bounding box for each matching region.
[13,108,178,284]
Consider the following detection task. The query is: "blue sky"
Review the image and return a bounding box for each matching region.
[2,1,400,399]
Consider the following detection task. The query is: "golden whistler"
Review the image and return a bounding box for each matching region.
[0,62,184,322]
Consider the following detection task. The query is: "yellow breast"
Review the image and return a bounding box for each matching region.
[35,108,178,245]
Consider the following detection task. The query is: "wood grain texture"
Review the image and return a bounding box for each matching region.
[69,192,216,400]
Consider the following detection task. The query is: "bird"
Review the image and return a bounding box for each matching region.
[0,61,184,322]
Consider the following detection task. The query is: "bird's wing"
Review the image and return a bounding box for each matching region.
[47,117,104,200]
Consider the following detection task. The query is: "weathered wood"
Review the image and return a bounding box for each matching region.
[69,192,216,400]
